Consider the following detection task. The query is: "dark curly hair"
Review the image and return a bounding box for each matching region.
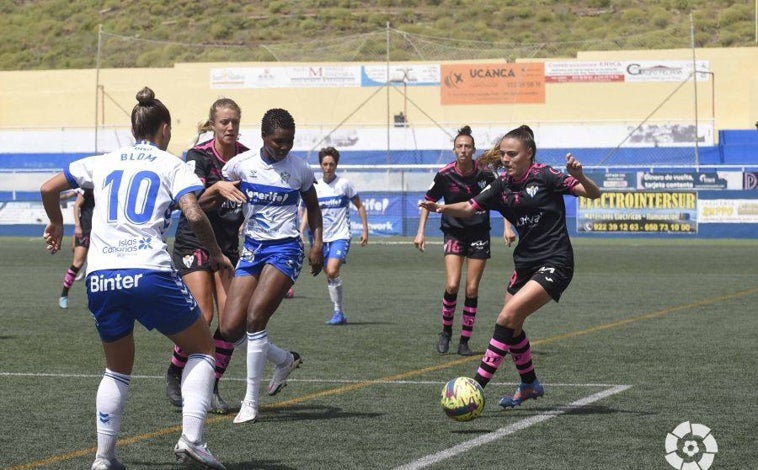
[261,108,295,137]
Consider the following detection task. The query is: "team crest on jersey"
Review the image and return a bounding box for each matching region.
[478,180,487,189]
[279,171,291,184]
[526,185,539,198]
[182,255,194,268]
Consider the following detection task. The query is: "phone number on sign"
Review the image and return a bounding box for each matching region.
[583,222,695,232]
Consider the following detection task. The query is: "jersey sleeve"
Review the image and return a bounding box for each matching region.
[221,157,239,182]
[545,166,580,196]
[424,172,445,202]
[171,160,204,203]
[64,155,97,189]
[299,161,316,193]
[185,149,211,185]
[471,178,502,212]
[344,178,357,200]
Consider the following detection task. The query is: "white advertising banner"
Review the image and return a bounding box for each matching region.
[545,60,710,83]
[361,64,441,86]
[210,66,362,89]
[697,199,758,223]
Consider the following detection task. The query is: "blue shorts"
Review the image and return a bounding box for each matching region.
[87,269,200,343]
[236,237,304,281]
[322,239,350,263]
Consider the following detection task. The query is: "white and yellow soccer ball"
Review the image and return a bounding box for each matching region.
[440,376,485,422]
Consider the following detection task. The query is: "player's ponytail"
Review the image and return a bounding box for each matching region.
[453,125,475,150]
[503,124,537,162]
[476,142,504,172]
[131,86,171,142]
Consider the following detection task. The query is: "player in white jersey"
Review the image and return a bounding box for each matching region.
[40,87,230,470]
[300,147,368,325]
[217,108,324,424]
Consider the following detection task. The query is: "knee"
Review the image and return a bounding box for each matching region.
[496,311,523,330]
[218,315,245,343]
[218,324,240,344]
[445,283,460,295]
[464,285,479,298]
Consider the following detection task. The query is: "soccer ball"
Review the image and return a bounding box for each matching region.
[440,377,485,422]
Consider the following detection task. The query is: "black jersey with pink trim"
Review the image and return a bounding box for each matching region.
[424,161,495,233]
[172,140,249,257]
[471,163,579,270]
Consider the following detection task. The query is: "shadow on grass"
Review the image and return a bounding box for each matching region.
[491,404,654,417]
[261,404,383,423]
[227,461,296,470]
[451,428,493,435]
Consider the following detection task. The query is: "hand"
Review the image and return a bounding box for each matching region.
[43,223,64,254]
[565,153,585,178]
[308,245,323,276]
[418,201,441,213]
[209,253,234,273]
[217,180,246,204]
[413,234,425,252]
[503,229,516,247]
[360,232,368,247]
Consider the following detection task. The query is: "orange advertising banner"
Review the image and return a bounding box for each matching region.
[440,63,545,105]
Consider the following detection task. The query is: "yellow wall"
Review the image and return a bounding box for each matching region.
[1,47,756,155]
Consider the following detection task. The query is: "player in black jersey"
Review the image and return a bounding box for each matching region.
[58,188,94,309]
[414,125,514,356]
[165,98,249,414]
[420,125,600,408]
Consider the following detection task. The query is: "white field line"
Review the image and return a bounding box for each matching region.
[393,384,632,470]
[0,372,620,388]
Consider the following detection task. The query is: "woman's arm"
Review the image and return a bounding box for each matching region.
[301,187,324,276]
[40,173,72,254]
[197,180,246,210]
[413,206,430,252]
[418,200,478,219]
[566,153,601,199]
[351,196,369,246]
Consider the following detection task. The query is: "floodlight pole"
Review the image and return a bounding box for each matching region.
[690,14,700,167]
[95,24,102,153]
[386,22,391,164]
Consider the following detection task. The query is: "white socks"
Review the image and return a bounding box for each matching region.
[181,353,215,443]
[95,355,214,455]
[95,369,130,460]
[267,340,290,367]
[327,276,344,312]
[243,330,268,408]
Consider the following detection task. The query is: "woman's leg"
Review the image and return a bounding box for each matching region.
[457,258,487,355]
[234,265,293,424]
[94,334,136,464]
[437,255,464,353]
[165,270,216,407]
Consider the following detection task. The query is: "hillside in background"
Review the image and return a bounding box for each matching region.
[1,0,756,70]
